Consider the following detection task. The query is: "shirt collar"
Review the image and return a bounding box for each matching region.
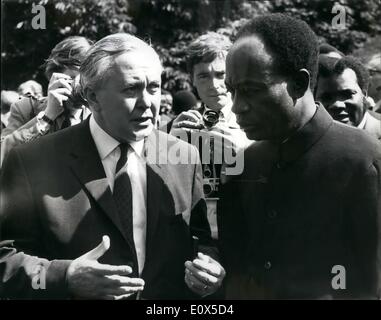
[71,107,83,120]
[89,115,145,160]
[202,102,240,128]
[276,102,333,167]
[357,111,369,129]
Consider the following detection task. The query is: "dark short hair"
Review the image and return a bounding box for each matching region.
[319,56,370,93]
[44,36,93,80]
[187,32,232,77]
[236,13,319,89]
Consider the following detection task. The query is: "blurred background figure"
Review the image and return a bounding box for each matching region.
[172,90,198,116]
[1,90,20,130]
[17,80,43,99]
[158,89,173,127]
[365,53,381,113]
[319,43,344,59]
[353,36,381,114]
[163,90,198,132]
[159,89,173,115]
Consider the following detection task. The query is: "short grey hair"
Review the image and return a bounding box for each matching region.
[80,33,162,94]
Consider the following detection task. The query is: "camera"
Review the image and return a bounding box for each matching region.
[203,176,219,198]
[202,146,220,198]
[67,79,85,108]
[202,110,219,129]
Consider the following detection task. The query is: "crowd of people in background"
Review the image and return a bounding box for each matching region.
[0,13,380,300]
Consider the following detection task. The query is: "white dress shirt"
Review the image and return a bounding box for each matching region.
[89,115,147,275]
[357,111,369,130]
[203,103,252,150]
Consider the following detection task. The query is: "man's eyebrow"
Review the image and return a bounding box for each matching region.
[234,80,267,87]
[121,79,144,88]
[195,71,210,76]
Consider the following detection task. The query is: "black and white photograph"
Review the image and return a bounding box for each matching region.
[1,0,380,307]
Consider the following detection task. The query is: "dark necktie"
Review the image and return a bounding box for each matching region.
[113,143,138,274]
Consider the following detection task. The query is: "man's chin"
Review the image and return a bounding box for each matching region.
[131,124,154,141]
[206,97,229,111]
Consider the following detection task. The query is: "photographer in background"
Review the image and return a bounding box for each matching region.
[1,36,92,166]
[17,80,43,99]
[1,91,20,130]
[170,32,252,239]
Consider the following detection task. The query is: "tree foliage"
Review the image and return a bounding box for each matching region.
[2,0,380,92]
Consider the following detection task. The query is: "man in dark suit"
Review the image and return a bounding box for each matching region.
[0,36,93,167]
[219,14,381,299]
[0,33,225,299]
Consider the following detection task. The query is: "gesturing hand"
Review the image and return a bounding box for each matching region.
[66,235,145,300]
[184,252,226,297]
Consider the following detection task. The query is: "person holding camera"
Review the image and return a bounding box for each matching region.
[1,36,92,166]
[169,33,252,239]
[170,32,251,154]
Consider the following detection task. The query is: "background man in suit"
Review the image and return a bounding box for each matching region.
[0,36,93,167]
[0,33,225,299]
[315,55,381,140]
[219,14,381,299]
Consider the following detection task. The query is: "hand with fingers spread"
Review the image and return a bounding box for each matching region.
[184,252,225,297]
[66,235,145,300]
[44,72,75,121]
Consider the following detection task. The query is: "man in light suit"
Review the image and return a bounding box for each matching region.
[0,33,225,299]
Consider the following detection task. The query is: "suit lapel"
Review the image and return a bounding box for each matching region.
[142,130,171,275]
[68,120,134,249]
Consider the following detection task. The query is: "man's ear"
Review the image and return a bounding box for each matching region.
[289,69,310,99]
[83,87,101,112]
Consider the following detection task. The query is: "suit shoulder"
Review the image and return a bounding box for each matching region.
[11,96,46,115]
[329,122,381,157]
[13,121,86,156]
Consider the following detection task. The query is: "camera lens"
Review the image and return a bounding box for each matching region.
[203,110,219,128]
[203,183,213,196]
[203,166,212,178]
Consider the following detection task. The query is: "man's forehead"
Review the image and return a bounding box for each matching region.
[318,68,360,93]
[226,35,274,84]
[228,35,272,63]
[333,68,360,88]
[194,56,226,73]
[113,51,162,72]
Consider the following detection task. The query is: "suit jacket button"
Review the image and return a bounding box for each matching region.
[264,261,272,270]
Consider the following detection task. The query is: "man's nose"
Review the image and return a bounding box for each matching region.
[328,100,346,111]
[231,94,248,115]
[137,89,152,108]
[211,77,224,89]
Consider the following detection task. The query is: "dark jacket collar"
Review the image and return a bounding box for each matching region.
[276,103,333,167]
